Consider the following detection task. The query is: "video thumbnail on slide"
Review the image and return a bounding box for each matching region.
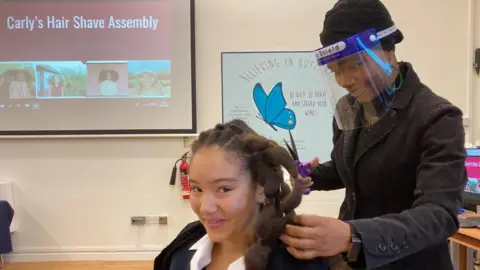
[0,63,36,100]
[35,61,86,98]
[0,60,171,99]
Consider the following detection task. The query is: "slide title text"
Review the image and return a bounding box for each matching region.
[6,15,159,31]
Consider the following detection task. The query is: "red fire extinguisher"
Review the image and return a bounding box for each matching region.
[179,158,190,199]
[169,151,191,199]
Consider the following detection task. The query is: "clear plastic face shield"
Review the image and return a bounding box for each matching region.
[314,26,399,130]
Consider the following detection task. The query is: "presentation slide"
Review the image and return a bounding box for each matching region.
[465,156,480,194]
[0,0,195,134]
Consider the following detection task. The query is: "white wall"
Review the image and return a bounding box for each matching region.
[3,0,474,263]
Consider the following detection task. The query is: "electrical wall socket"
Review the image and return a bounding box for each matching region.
[131,215,168,225]
[159,216,168,225]
[146,215,168,225]
[131,216,146,225]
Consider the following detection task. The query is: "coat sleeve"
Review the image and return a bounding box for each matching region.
[310,118,345,191]
[346,103,467,269]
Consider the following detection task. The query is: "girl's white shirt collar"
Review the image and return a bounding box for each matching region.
[189,235,245,270]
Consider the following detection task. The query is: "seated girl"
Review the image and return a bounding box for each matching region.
[98,69,120,96]
[154,119,330,270]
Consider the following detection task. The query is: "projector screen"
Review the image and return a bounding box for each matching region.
[0,0,196,136]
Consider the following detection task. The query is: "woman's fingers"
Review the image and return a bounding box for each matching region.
[310,157,320,169]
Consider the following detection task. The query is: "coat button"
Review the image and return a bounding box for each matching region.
[390,243,400,253]
[378,242,387,252]
[402,240,409,249]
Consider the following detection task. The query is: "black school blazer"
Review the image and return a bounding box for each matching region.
[153,221,330,270]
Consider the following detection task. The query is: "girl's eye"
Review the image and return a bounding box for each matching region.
[218,187,233,193]
[191,187,201,193]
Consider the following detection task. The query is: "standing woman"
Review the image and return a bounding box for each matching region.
[280,0,468,269]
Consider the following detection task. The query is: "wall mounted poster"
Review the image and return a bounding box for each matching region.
[221,51,335,163]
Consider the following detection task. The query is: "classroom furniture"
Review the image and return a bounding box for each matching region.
[0,201,14,269]
[450,214,480,270]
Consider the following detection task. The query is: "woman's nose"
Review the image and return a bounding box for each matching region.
[337,74,355,90]
[199,194,218,214]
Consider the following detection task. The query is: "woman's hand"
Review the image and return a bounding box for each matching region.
[290,157,320,187]
[280,214,352,259]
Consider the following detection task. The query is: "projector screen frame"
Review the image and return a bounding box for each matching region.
[0,0,197,137]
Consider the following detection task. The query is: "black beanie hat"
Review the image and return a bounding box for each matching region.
[319,0,404,51]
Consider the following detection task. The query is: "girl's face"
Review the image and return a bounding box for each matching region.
[139,73,155,87]
[189,146,263,244]
[16,72,26,81]
[106,72,112,80]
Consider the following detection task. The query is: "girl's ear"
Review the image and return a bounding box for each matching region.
[255,185,266,204]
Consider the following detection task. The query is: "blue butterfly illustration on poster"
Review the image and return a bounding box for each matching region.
[221,51,335,162]
[253,82,296,131]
